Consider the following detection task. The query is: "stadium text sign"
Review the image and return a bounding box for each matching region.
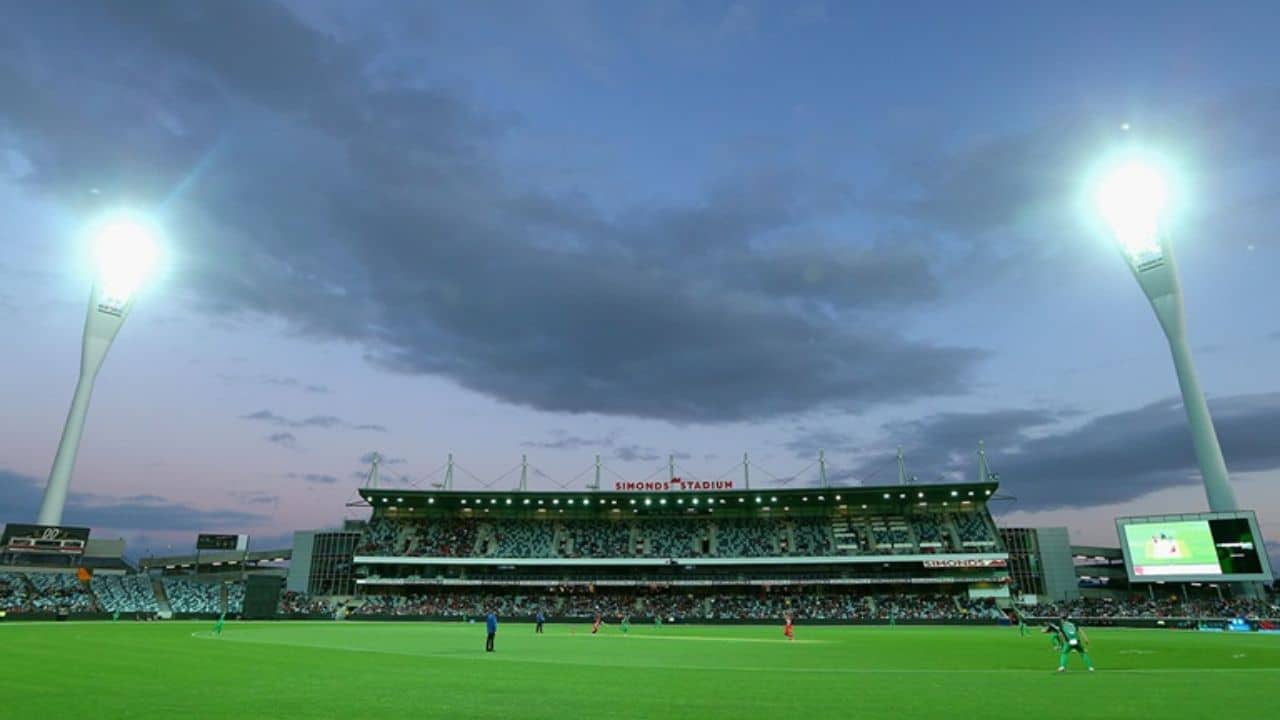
[922,558,1007,569]
[612,478,736,492]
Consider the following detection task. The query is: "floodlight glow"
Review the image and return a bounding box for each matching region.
[91,214,160,303]
[1095,161,1167,267]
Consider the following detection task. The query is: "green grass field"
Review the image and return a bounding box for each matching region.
[3,620,1278,719]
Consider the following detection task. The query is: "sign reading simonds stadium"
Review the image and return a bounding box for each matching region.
[612,477,736,492]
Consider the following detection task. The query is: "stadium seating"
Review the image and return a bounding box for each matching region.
[0,572,30,612]
[162,578,245,614]
[789,518,835,556]
[954,512,998,547]
[25,572,97,612]
[642,520,706,557]
[92,574,160,613]
[559,519,632,557]
[485,520,555,558]
[355,511,1007,559]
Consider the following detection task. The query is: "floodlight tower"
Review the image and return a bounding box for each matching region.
[37,214,160,525]
[1094,157,1238,512]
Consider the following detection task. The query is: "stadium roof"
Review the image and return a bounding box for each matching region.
[353,479,999,513]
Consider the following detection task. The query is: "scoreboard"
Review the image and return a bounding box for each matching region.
[1117,511,1274,583]
[197,534,249,551]
[2,524,91,555]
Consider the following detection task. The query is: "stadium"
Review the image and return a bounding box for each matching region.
[4,452,1278,719]
[6,5,1280,720]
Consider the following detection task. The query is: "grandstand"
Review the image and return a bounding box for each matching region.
[334,481,1013,621]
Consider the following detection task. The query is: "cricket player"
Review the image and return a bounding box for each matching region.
[621,614,631,634]
[213,611,226,637]
[783,613,795,641]
[1046,616,1095,672]
[485,610,498,653]
[591,611,603,635]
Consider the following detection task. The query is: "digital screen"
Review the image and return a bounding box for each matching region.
[1,524,91,554]
[1119,513,1272,581]
[197,534,247,551]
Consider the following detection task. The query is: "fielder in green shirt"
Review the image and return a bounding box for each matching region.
[621,615,631,634]
[1045,616,1095,672]
[213,611,226,637]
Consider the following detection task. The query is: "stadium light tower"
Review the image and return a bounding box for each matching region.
[37,213,160,525]
[1094,154,1238,512]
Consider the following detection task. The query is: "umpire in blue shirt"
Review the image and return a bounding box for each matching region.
[485,610,498,652]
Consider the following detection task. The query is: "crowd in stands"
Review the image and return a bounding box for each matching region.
[1026,597,1279,620]
[92,574,159,613]
[278,590,331,615]
[163,578,244,614]
[350,590,1007,621]
[357,512,1004,559]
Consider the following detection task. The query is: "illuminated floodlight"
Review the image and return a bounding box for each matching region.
[36,210,163,525]
[1095,161,1168,268]
[1091,148,1240,518]
[90,213,161,306]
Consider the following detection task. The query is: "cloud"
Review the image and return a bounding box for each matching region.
[358,451,406,465]
[285,472,340,485]
[219,373,329,393]
[1268,330,1280,342]
[522,429,617,451]
[0,1,981,424]
[782,427,865,460]
[241,409,386,432]
[229,490,278,506]
[873,393,1280,511]
[614,445,661,463]
[0,469,269,531]
[265,431,297,448]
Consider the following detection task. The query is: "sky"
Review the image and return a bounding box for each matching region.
[1,1,1278,562]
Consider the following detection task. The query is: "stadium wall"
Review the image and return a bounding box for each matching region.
[287,531,315,594]
[1035,528,1080,602]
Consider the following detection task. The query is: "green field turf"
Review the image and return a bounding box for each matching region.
[3,621,1278,719]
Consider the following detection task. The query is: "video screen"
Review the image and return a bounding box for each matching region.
[1121,516,1269,579]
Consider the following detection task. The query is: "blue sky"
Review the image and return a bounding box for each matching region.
[1,0,1278,560]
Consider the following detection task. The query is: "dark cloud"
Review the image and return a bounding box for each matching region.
[358,452,406,465]
[614,445,660,463]
[782,427,864,460]
[522,430,617,451]
[0,469,268,531]
[242,410,386,432]
[265,431,297,448]
[0,1,980,424]
[872,393,1280,511]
